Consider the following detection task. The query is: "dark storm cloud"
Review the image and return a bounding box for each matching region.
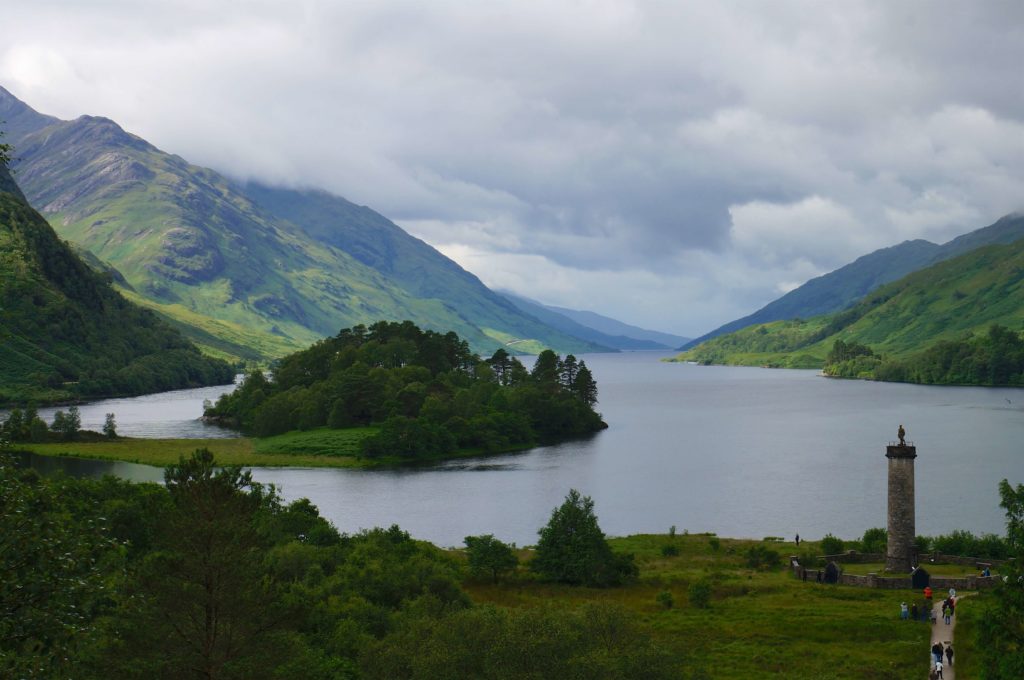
[3,1,1024,334]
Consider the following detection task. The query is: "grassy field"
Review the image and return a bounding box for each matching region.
[16,427,537,469]
[461,534,933,679]
[13,437,366,468]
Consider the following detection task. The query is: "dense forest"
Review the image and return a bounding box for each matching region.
[0,163,235,405]
[824,325,1024,386]
[206,321,606,458]
[0,451,673,679]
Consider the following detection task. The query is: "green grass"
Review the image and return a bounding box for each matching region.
[460,534,932,679]
[17,429,538,469]
[951,592,984,678]
[254,427,378,456]
[15,438,370,468]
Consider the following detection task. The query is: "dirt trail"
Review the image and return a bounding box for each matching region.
[928,596,962,679]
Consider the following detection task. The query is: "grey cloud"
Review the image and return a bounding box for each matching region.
[3,1,1024,334]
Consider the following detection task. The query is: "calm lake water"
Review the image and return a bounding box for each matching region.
[14,353,1024,547]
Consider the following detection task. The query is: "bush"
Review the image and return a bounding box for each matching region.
[463,534,518,584]
[708,537,720,552]
[688,580,711,609]
[820,533,844,556]
[861,527,887,553]
[656,590,674,609]
[745,545,781,570]
[661,544,680,557]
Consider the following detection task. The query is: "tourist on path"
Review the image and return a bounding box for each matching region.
[911,602,919,621]
[900,602,908,620]
[932,642,943,664]
[942,602,951,625]
[935,659,944,678]
[945,644,954,666]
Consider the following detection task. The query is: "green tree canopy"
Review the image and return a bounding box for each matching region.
[531,489,636,587]
[464,534,518,584]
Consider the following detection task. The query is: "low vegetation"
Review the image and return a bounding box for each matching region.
[4,450,1021,678]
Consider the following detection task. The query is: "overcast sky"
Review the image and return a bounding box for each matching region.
[3,1,1024,336]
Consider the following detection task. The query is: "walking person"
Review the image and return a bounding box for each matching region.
[900,601,908,620]
[911,602,919,621]
[945,644,953,667]
[942,601,951,625]
[935,658,944,679]
[932,641,943,664]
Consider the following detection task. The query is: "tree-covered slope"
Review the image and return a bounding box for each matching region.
[674,236,1024,382]
[0,86,603,360]
[682,213,1024,350]
[0,166,234,404]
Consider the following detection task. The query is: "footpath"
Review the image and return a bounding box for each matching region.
[928,596,962,679]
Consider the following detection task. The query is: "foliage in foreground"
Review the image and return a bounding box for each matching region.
[970,479,1024,680]
[208,321,604,459]
[0,453,667,678]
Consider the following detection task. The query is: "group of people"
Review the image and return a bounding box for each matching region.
[930,641,953,678]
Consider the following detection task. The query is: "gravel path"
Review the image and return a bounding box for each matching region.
[928,597,961,679]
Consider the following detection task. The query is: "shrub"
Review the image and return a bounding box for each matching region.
[464,534,518,584]
[708,537,720,552]
[688,580,711,609]
[661,544,680,557]
[656,590,674,609]
[745,545,781,570]
[820,533,844,556]
[861,527,887,553]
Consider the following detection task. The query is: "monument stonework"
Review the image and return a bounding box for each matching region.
[885,426,916,572]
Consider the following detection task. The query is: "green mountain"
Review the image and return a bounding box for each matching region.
[0,86,604,361]
[501,292,686,350]
[0,164,234,404]
[682,214,1024,350]
[674,229,1024,375]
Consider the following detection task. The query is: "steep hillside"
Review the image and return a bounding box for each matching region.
[0,86,603,360]
[673,236,1024,377]
[683,213,1024,350]
[0,165,234,404]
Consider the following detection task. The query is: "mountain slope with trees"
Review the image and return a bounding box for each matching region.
[674,236,1024,385]
[0,164,234,404]
[683,213,1024,350]
[0,85,605,361]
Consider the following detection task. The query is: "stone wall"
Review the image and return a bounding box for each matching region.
[819,550,1008,568]
[790,558,1002,591]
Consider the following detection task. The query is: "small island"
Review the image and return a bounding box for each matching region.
[203,320,607,464]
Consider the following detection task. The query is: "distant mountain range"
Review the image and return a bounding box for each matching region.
[682,214,1024,350]
[674,218,1024,370]
[0,163,233,404]
[0,86,608,361]
[501,292,689,351]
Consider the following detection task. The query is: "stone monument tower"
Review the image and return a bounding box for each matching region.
[885,424,916,572]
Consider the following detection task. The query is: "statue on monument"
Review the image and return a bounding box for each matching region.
[898,424,906,446]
